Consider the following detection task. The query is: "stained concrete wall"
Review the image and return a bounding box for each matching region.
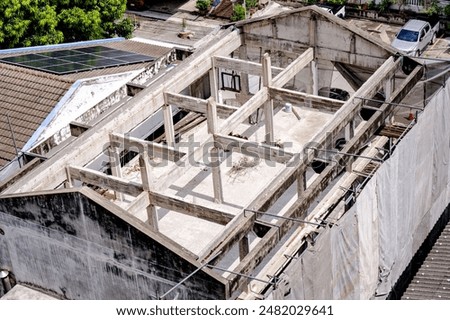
[0,189,226,300]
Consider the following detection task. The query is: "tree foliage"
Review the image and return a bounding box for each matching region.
[0,0,132,49]
[231,4,246,22]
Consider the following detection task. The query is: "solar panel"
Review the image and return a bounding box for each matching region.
[0,46,155,75]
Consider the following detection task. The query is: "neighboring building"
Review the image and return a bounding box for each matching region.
[0,6,449,300]
[0,38,177,182]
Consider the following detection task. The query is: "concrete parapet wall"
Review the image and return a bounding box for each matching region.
[0,189,226,299]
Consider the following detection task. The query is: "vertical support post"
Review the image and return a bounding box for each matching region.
[384,75,394,101]
[211,147,224,204]
[297,170,307,197]
[262,53,274,144]
[345,120,354,142]
[109,145,123,201]
[239,235,250,261]
[208,96,223,203]
[206,97,218,134]
[309,13,318,99]
[345,120,355,172]
[162,104,175,147]
[65,166,73,188]
[139,151,159,231]
[311,59,319,96]
[385,75,395,124]
[209,58,218,102]
[238,45,251,103]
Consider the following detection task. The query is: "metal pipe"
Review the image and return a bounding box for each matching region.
[305,147,384,163]
[159,251,222,300]
[244,209,325,227]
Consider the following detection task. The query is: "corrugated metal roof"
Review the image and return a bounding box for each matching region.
[402,223,450,299]
[0,40,173,168]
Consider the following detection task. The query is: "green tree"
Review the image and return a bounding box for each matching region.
[0,0,63,48]
[0,0,131,48]
[231,4,246,22]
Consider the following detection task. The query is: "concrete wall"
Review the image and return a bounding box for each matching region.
[0,189,226,300]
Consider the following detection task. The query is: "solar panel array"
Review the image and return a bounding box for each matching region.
[0,46,155,75]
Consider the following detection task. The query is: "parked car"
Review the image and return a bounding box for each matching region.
[317,4,345,19]
[391,19,440,57]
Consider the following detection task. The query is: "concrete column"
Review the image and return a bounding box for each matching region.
[139,151,159,231]
[209,58,218,101]
[65,166,73,188]
[239,45,251,99]
[264,100,274,144]
[211,147,224,204]
[384,76,395,101]
[239,235,250,261]
[345,120,354,142]
[146,204,159,232]
[109,146,123,201]
[297,170,307,198]
[163,104,175,146]
[345,121,355,173]
[262,53,274,144]
[206,97,218,134]
[311,59,319,96]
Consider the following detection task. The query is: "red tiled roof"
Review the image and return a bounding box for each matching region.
[0,40,173,168]
[0,64,73,167]
[211,0,234,19]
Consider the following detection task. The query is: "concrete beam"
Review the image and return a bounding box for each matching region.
[219,48,314,135]
[4,28,241,194]
[244,33,387,70]
[219,87,269,135]
[67,165,143,197]
[227,64,424,295]
[126,191,150,217]
[271,48,314,88]
[149,191,233,225]
[199,57,402,271]
[164,92,238,118]
[110,133,185,162]
[214,134,294,164]
[269,87,344,113]
[69,122,91,137]
[249,57,401,215]
[247,135,389,296]
[213,56,283,77]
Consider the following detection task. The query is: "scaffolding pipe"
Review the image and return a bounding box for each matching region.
[305,147,384,163]
[244,209,326,227]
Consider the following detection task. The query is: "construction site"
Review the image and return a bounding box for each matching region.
[1,5,450,300]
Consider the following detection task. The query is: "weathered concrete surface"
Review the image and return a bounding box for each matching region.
[0,188,226,300]
[1,284,58,300]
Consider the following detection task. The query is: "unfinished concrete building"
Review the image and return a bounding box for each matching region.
[1,7,449,299]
